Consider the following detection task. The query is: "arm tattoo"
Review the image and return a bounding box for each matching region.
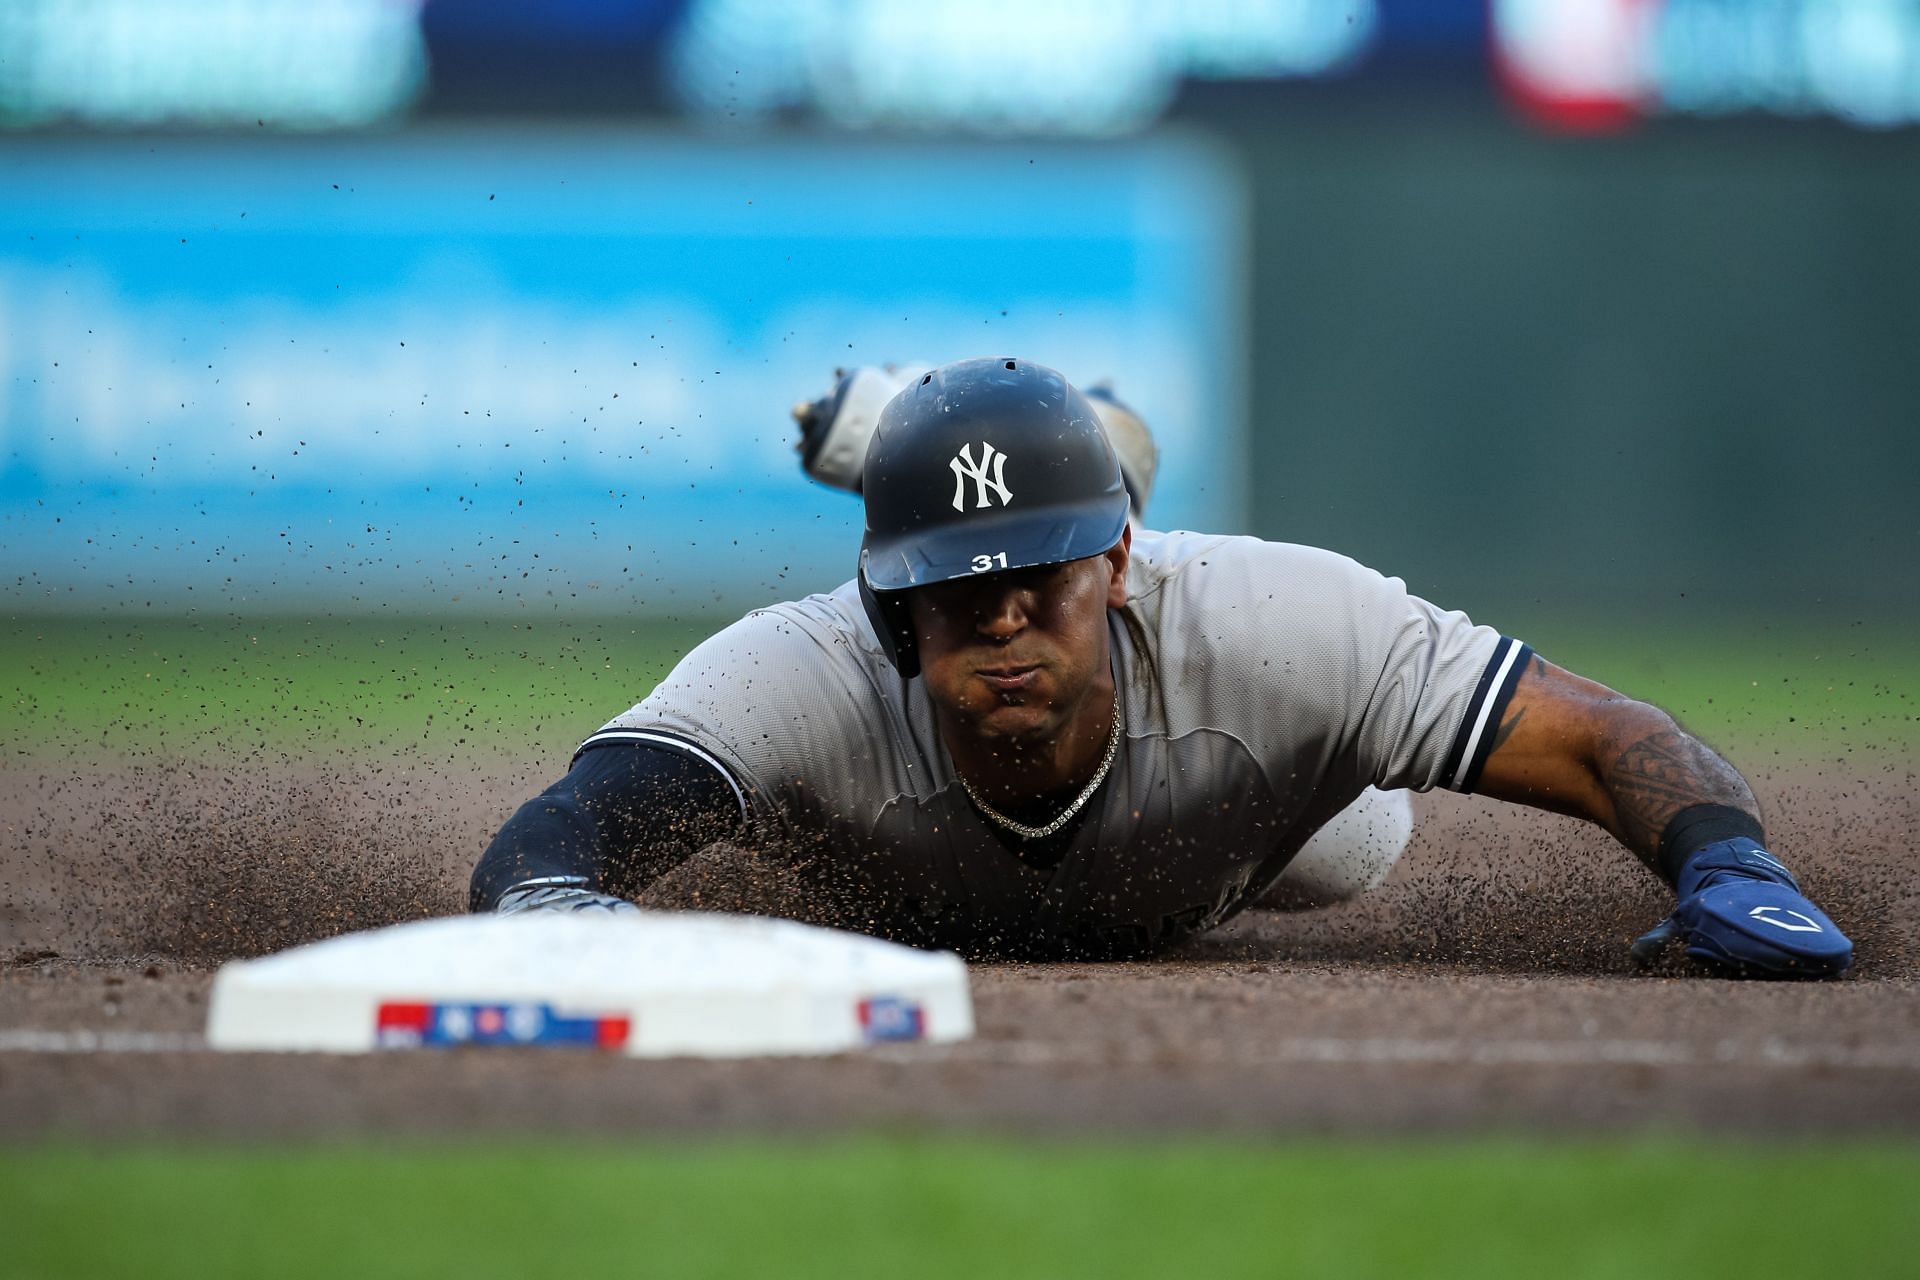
[1601,728,1757,862]
[1488,705,1528,757]
[1485,656,1543,756]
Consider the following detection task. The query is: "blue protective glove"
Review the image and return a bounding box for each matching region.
[1630,837,1852,978]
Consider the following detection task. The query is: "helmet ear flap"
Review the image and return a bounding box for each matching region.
[858,574,920,678]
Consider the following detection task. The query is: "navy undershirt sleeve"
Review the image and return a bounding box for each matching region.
[468,741,746,911]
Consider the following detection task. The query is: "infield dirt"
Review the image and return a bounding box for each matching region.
[3,754,1915,1141]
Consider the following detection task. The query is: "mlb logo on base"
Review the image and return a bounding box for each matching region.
[374,1000,630,1051]
[857,995,926,1043]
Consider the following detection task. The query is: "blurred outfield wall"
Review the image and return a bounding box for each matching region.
[5,104,1916,629]
[0,129,1244,617]
[1195,97,1920,628]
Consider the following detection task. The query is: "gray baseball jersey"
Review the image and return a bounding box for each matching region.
[585,530,1531,957]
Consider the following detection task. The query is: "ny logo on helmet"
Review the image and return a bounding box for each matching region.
[950,442,1012,511]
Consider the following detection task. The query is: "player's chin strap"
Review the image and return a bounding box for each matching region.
[496,876,639,916]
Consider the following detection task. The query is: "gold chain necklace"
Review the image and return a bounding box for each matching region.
[957,692,1122,840]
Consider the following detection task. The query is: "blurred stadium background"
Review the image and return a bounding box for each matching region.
[5,0,1916,634]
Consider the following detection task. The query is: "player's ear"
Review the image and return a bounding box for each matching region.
[1103,525,1131,608]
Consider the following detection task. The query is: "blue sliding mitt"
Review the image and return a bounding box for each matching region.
[1631,838,1852,979]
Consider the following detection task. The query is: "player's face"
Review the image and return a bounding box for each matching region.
[908,536,1130,746]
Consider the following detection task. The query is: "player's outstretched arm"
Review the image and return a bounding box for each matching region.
[469,743,745,915]
[1472,655,1852,978]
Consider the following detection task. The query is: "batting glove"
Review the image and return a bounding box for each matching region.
[495,876,640,917]
[1630,838,1852,978]
[792,364,929,493]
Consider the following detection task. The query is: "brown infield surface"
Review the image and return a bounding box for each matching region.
[2,754,1915,1141]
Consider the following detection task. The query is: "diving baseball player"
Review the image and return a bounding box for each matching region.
[472,357,1853,976]
[790,362,1412,907]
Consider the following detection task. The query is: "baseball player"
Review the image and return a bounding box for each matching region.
[789,362,1413,908]
[472,357,1853,977]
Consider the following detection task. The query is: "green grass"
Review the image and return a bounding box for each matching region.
[1,613,1914,763]
[4,1138,1916,1279]
[0,614,714,762]
[1517,618,1919,758]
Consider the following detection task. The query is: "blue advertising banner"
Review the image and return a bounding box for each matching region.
[1,128,1243,614]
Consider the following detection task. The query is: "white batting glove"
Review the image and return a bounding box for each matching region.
[792,363,930,492]
[495,876,639,917]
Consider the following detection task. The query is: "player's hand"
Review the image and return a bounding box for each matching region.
[495,877,640,917]
[1630,837,1852,978]
[793,364,928,492]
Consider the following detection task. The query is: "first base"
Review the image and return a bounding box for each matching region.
[205,911,972,1057]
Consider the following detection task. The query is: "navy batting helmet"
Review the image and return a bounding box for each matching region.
[858,357,1129,677]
